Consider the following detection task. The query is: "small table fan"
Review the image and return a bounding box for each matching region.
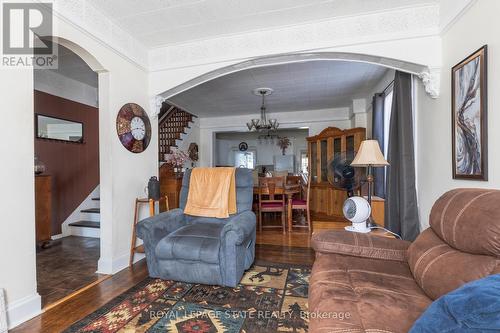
[327,152,370,233]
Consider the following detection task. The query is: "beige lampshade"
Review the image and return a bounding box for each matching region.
[351,140,389,167]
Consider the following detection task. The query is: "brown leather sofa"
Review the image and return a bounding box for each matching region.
[309,188,500,333]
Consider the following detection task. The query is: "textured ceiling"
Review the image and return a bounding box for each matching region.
[168,60,389,117]
[87,0,439,47]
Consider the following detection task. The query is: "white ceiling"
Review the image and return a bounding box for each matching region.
[168,60,389,117]
[87,0,439,48]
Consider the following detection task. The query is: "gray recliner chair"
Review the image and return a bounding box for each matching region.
[136,168,256,287]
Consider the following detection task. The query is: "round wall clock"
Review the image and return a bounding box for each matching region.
[116,103,151,153]
[239,142,248,151]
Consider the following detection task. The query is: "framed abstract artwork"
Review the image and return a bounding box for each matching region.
[452,45,488,180]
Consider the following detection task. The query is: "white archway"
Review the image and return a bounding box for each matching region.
[156,51,439,112]
[37,36,114,274]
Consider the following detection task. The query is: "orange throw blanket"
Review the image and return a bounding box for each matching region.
[184,167,237,218]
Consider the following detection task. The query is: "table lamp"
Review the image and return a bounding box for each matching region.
[350,140,389,228]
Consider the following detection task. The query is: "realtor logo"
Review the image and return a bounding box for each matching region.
[2,2,57,68]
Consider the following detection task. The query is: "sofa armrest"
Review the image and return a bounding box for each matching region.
[220,210,256,245]
[312,230,410,262]
[136,208,185,277]
[136,208,185,243]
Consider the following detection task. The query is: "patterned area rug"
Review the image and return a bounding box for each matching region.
[63,262,310,333]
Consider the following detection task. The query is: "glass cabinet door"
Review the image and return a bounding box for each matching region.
[310,142,317,182]
[334,137,341,156]
[346,135,355,160]
[320,140,328,182]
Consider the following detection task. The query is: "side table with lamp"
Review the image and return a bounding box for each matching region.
[342,139,400,238]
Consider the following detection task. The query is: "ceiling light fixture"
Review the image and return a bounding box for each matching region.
[246,88,279,132]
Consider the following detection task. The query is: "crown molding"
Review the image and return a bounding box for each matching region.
[149,4,440,72]
[439,0,478,34]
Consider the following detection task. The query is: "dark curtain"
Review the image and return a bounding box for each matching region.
[372,93,386,198]
[385,71,420,241]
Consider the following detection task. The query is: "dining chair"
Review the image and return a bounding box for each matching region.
[258,176,286,234]
[287,173,312,233]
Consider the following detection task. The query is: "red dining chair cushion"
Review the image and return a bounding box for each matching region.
[292,199,307,206]
[261,202,285,208]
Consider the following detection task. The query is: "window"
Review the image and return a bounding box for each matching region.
[234,151,255,169]
[300,151,308,174]
[383,90,393,157]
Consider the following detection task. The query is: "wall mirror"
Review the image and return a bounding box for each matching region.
[36,114,84,143]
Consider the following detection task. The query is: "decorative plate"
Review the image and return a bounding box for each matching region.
[239,142,248,151]
[116,103,151,153]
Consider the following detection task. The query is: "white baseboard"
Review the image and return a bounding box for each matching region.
[70,226,100,238]
[97,252,144,275]
[6,293,41,330]
[51,233,64,240]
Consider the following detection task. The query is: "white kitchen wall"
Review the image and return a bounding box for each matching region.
[197,108,354,167]
[416,0,500,230]
[215,129,308,171]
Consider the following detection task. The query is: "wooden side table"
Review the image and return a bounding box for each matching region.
[129,196,169,267]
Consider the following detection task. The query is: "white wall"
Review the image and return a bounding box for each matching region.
[34,69,98,107]
[416,0,500,230]
[0,68,40,329]
[197,108,354,167]
[0,13,153,330]
[215,129,308,171]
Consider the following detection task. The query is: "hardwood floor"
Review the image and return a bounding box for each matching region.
[36,236,106,308]
[14,221,346,333]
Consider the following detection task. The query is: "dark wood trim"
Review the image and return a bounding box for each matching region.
[451,45,488,181]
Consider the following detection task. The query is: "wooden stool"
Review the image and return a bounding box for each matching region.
[129,196,169,267]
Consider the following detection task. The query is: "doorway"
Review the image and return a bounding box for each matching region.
[34,41,105,308]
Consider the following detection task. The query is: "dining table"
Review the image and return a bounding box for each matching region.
[252,184,303,231]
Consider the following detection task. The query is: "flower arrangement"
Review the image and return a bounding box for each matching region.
[277,136,291,155]
[165,147,190,168]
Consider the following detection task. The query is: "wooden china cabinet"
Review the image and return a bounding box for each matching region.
[307,127,366,220]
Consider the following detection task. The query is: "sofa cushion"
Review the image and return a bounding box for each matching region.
[155,223,223,264]
[407,228,499,300]
[429,188,500,257]
[309,252,431,333]
[409,274,500,332]
[312,230,411,262]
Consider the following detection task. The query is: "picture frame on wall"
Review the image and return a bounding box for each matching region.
[451,45,488,180]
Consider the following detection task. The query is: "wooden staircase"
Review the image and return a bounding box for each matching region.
[158,102,196,162]
[68,195,101,237]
